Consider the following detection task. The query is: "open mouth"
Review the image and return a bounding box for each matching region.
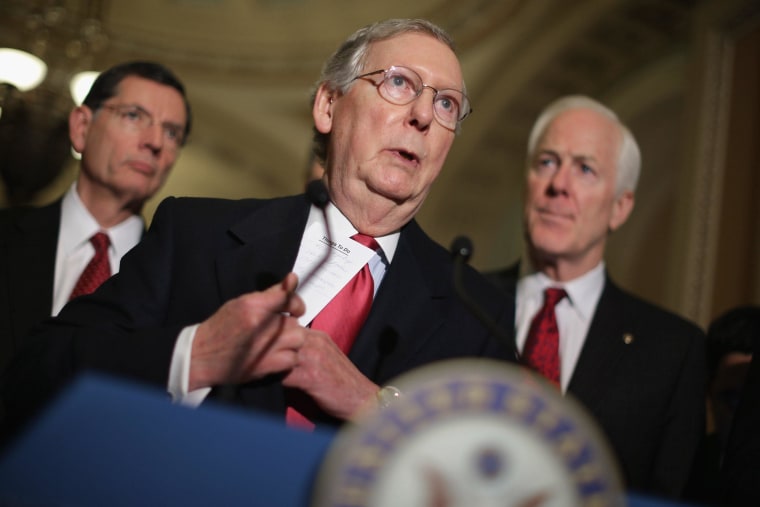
[395,149,419,164]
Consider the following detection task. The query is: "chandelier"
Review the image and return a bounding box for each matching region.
[0,0,108,205]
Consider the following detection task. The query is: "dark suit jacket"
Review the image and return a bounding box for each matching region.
[0,200,62,376]
[487,263,706,499]
[720,334,760,506]
[3,194,516,432]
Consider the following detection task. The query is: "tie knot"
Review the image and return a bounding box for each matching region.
[90,232,110,253]
[544,287,567,308]
[351,233,380,252]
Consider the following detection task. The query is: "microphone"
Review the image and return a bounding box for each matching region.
[450,235,473,263]
[450,235,517,359]
[305,179,330,210]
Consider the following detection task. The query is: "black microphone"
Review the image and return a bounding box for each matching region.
[305,179,330,210]
[450,235,517,359]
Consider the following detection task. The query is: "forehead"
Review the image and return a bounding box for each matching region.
[113,76,187,121]
[364,32,462,89]
[540,108,621,165]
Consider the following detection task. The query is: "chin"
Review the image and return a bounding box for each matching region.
[368,180,415,203]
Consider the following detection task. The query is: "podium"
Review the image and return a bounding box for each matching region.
[0,372,689,507]
[0,374,335,506]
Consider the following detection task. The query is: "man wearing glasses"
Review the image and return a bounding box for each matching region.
[0,61,191,405]
[3,19,514,435]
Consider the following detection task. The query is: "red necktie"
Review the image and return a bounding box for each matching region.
[522,287,567,386]
[286,233,380,429]
[69,232,111,300]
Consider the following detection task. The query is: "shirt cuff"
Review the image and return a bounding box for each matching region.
[168,324,212,407]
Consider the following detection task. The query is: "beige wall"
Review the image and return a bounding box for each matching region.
[2,0,759,329]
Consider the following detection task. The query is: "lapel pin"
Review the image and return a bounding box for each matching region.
[623,333,634,345]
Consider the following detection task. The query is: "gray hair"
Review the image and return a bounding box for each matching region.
[527,95,641,194]
[311,18,460,165]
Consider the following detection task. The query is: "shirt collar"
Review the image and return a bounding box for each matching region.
[307,201,399,263]
[60,182,144,257]
[518,260,606,321]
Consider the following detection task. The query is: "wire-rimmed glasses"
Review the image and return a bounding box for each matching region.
[99,104,186,147]
[352,65,472,130]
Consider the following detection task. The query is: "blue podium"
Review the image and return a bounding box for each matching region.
[0,373,688,506]
[0,374,335,506]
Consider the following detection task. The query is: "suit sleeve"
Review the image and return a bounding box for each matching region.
[1,197,190,435]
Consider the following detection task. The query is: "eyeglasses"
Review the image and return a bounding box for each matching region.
[99,104,186,147]
[351,65,472,130]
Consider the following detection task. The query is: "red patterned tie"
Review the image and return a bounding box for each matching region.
[522,287,567,386]
[286,233,380,429]
[69,232,111,300]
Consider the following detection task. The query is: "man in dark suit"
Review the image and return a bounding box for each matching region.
[487,95,705,499]
[3,19,515,437]
[0,61,192,380]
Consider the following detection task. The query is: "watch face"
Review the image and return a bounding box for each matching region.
[312,359,624,507]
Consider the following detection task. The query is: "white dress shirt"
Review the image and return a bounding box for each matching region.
[168,201,399,406]
[52,183,144,316]
[515,261,606,392]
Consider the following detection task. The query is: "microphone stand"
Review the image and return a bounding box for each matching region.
[450,236,518,361]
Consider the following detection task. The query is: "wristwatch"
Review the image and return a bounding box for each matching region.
[376,385,403,409]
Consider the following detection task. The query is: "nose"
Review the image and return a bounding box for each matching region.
[548,161,571,194]
[407,88,436,131]
[141,123,164,153]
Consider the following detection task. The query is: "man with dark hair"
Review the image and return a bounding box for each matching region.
[3,19,514,437]
[0,61,191,384]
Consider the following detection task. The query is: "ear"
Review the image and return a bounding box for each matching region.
[609,190,634,232]
[312,83,335,135]
[68,106,93,154]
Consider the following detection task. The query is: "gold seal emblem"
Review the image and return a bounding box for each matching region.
[312,359,624,507]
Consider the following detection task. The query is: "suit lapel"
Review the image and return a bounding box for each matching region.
[208,196,310,411]
[349,221,449,384]
[215,196,310,301]
[567,277,630,409]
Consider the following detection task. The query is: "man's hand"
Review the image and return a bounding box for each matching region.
[189,273,307,390]
[282,330,379,421]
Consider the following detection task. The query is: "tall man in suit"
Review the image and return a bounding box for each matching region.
[0,61,192,380]
[3,19,515,437]
[487,95,705,499]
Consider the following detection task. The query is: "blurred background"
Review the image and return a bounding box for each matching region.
[0,0,758,328]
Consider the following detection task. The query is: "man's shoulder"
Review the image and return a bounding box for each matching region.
[0,199,60,220]
[602,278,704,338]
[482,262,520,293]
[152,193,307,222]
[0,200,61,239]
[398,224,512,304]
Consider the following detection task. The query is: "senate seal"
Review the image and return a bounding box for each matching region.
[311,359,625,507]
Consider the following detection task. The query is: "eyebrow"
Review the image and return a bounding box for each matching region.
[538,149,599,164]
[130,103,186,130]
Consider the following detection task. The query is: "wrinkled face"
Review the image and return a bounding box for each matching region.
[523,108,633,272]
[320,32,462,220]
[71,75,187,206]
